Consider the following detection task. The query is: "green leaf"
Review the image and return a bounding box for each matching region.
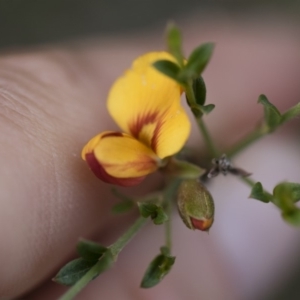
[249,182,272,203]
[192,76,206,105]
[153,207,169,225]
[282,209,300,226]
[77,239,107,262]
[201,104,215,114]
[189,104,203,117]
[258,94,282,131]
[273,182,300,213]
[138,203,168,225]
[53,258,96,286]
[281,102,300,124]
[138,202,158,218]
[186,103,214,117]
[141,253,175,288]
[153,60,184,84]
[166,23,183,66]
[112,201,135,214]
[273,182,300,203]
[181,43,214,79]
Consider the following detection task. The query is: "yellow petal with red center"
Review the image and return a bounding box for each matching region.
[82,131,159,186]
[107,52,191,159]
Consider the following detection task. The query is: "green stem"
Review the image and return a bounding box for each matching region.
[240,176,256,188]
[226,126,266,158]
[110,216,148,258]
[185,81,219,158]
[239,176,273,201]
[197,117,219,158]
[165,197,172,251]
[58,254,111,300]
[163,179,181,252]
[59,216,148,300]
[227,102,300,158]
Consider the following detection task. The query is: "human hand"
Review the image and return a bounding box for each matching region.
[1,21,300,299]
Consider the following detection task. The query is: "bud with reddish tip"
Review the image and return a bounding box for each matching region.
[177,179,214,231]
[81,131,159,187]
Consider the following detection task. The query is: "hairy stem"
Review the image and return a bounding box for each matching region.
[196,117,219,158]
[110,216,148,258]
[185,81,219,158]
[165,200,172,251]
[163,179,181,252]
[59,216,148,300]
[226,126,266,158]
[240,176,257,188]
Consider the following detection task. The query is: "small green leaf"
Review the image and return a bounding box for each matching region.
[281,102,300,124]
[54,250,114,286]
[166,23,184,66]
[249,182,272,203]
[153,60,184,84]
[181,43,214,79]
[77,239,107,262]
[53,258,96,286]
[153,207,169,225]
[201,104,215,114]
[141,253,175,288]
[112,201,135,214]
[192,76,206,105]
[273,182,300,213]
[282,209,300,226]
[273,182,300,203]
[138,203,168,225]
[258,95,282,131]
[138,202,158,218]
[189,104,203,117]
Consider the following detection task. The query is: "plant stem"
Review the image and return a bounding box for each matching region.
[165,196,173,251]
[58,253,111,300]
[240,176,256,188]
[59,216,148,300]
[226,126,266,158]
[110,216,148,258]
[227,102,300,158]
[185,81,219,158]
[163,179,181,252]
[239,176,275,206]
[196,117,219,158]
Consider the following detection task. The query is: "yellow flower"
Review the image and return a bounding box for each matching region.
[82,52,191,186]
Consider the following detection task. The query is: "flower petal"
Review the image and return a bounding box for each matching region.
[84,152,146,187]
[107,52,191,159]
[82,131,159,185]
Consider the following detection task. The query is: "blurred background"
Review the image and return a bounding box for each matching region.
[1,0,300,299]
[0,0,299,50]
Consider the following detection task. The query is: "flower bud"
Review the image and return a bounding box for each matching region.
[81,131,158,187]
[177,179,214,231]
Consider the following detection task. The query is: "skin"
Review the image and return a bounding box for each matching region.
[0,21,300,299]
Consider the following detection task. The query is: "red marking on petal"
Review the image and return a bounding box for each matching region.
[129,111,167,153]
[102,132,124,139]
[85,152,146,187]
[191,217,214,231]
[129,111,158,139]
[150,119,163,152]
